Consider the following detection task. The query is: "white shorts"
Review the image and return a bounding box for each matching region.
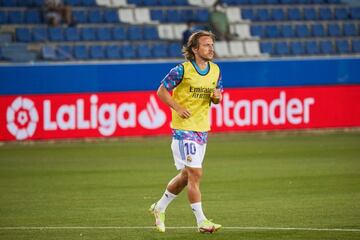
[171,139,207,170]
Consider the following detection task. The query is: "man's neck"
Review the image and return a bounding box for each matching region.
[194,59,208,70]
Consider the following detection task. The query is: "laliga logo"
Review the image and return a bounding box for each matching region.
[138,95,166,129]
[7,97,39,140]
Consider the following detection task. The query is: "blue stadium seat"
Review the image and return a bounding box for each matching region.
[16,28,31,42]
[312,24,326,37]
[128,25,143,41]
[88,9,103,23]
[127,0,142,5]
[196,9,209,22]
[144,26,159,40]
[57,45,73,60]
[97,27,112,41]
[334,8,348,20]
[0,11,7,24]
[74,45,89,59]
[159,0,174,6]
[328,23,341,37]
[250,0,265,4]
[169,43,181,57]
[352,39,360,53]
[113,26,127,41]
[81,27,96,41]
[281,25,295,38]
[64,27,80,41]
[8,10,24,24]
[312,0,325,3]
[151,9,166,22]
[265,25,280,38]
[250,25,264,38]
[305,41,319,55]
[143,0,158,6]
[167,9,182,22]
[48,27,64,41]
[32,27,47,42]
[288,8,302,21]
[138,43,153,58]
[350,8,360,20]
[343,23,357,37]
[89,45,105,59]
[266,0,279,4]
[303,8,317,21]
[64,0,81,6]
[105,45,121,59]
[33,0,45,7]
[24,10,41,24]
[1,0,18,6]
[122,44,137,59]
[290,42,305,55]
[295,24,310,38]
[72,10,87,24]
[257,9,270,21]
[241,9,255,21]
[260,42,274,55]
[336,40,350,54]
[174,0,187,5]
[271,8,285,21]
[274,42,289,55]
[319,40,334,54]
[104,9,118,23]
[319,8,333,20]
[153,43,168,58]
[280,0,297,4]
[298,0,311,4]
[82,0,96,6]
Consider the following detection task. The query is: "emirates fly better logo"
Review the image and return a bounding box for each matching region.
[7,97,39,140]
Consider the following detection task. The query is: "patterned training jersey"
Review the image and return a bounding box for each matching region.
[161,61,223,144]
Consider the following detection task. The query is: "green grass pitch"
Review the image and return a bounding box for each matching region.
[0,131,359,240]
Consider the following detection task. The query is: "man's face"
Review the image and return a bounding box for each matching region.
[193,36,214,62]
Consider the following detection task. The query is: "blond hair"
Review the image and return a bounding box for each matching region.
[182,30,215,61]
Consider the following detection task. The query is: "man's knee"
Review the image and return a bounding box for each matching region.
[186,167,202,182]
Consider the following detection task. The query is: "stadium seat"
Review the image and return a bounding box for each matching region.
[128,25,143,40]
[82,0,96,6]
[72,10,88,23]
[81,27,96,41]
[74,45,89,59]
[122,44,137,58]
[104,9,119,23]
[24,10,41,24]
[134,8,153,23]
[159,0,175,6]
[168,42,182,57]
[281,25,295,38]
[32,27,47,42]
[16,28,31,42]
[8,10,24,24]
[328,23,341,37]
[138,43,153,58]
[271,8,285,21]
[265,25,280,38]
[250,25,264,38]
[290,42,305,55]
[312,24,326,37]
[143,0,158,5]
[336,40,350,54]
[144,26,159,40]
[303,8,317,21]
[214,41,230,58]
[64,27,80,41]
[167,9,182,23]
[257,9,271,22]
[305,41,319,55]
[343,23,357,37]
[266,0,279,3]
[232,24,251,39]
[350,8,360,20]
[119,8,135,23]
[113,26,127,40]
[111,0,128,6]
[88,9,103,23]
[105,45,122,59]
[225,8,242,23]
[89,45,105,59]
[295,24,310,38]
[57,45,73,60]
[334,8,349,20]
[0,11,7,24]
[151,9,166,22]
[48,27,64,42]
[229,41,245,57]
[196,9,210,22]
[244,41,261,56]
[288,8,302,21]
[319,8,333,20]
[352,39,360,53]
[241,9,255,21]
[274,42,289,56]
[260,42,273,55]
[97,27,112,41]
[153,42,168,58]
[158,24,174,39]
[319,40,334,54]
[42,45,57,60]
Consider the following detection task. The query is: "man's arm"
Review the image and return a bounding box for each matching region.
[157,85,191,119]
[211,89,222,104]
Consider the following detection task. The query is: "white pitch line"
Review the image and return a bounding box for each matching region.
[0,226,359,232]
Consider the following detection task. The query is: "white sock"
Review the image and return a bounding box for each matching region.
[156,190,177,213]
[191,202,207,225]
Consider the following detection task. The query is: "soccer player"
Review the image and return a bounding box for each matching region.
[149,30,223,233]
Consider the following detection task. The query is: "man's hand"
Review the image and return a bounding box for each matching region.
[211,89,222,104]
[175,106,191,119]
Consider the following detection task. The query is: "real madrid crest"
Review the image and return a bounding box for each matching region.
[186,155,192,162]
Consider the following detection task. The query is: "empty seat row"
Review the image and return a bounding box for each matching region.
[221,0,342,5]
[41,42,182,60]
[251,23,360,38]
[150,8,209,23]
[260,39,360,56]
[241,7,360,21]
[127,0,188,6]
[214,40,262,58]
[15,26,160,42]
[0,0,97,7]
[0,10,43,24]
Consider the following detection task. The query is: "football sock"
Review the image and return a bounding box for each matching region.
[156,189,177,213]
[190,202,207,224]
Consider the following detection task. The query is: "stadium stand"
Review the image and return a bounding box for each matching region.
[0,0,359,62]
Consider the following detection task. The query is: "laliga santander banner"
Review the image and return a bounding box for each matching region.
[1,85,360,141]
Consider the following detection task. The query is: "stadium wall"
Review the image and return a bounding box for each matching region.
[1,57,360,141]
